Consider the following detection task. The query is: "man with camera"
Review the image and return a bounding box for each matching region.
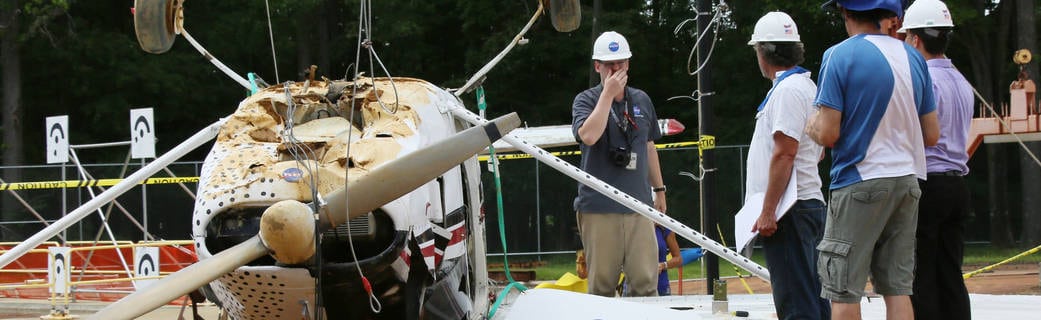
[571,31,666,297]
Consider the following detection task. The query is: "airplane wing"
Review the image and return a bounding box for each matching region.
[488,118,685,152]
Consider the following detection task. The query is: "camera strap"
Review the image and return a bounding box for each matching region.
[608,101,628,133]
[607,103,635,150]
[608,87,637,133]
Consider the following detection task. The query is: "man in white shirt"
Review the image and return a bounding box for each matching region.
[745,11,829,320]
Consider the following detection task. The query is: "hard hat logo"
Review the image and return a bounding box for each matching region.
[609,42,619,52]
[748,12,801,45]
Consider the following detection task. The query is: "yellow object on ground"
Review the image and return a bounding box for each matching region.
[534,272,588,293]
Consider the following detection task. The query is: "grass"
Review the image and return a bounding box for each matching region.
[488,243,1041,282]
[963,243,1041,266]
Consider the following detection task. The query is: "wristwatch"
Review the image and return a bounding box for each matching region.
[652,186,666,193]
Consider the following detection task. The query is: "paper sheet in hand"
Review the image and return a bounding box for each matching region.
[735,172,797,251]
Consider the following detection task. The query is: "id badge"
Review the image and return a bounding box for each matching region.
[626,152,638,170]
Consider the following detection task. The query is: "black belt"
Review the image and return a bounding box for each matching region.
[927,170,963,177]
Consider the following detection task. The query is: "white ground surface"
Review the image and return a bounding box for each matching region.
[1,290,1036,319]
[493,288,1041,319]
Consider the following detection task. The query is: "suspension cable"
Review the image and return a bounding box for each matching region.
[280,83,333,320]
[351,0,399,114]
[343,1,385,314]
[264,0,280,83]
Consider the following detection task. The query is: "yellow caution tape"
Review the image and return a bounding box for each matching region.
[963,243,1041,279]
[8,138,720,189]
[0,177,199,191]
[479,139,715,162]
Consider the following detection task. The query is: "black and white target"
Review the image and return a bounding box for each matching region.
[134,246,160,289]
[47,247,71,295]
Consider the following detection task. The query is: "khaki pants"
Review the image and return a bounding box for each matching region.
[818,175,920,303]
[577,212,658,297]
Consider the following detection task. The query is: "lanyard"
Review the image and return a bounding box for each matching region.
[756,66,809,112]
[608,100,633,133]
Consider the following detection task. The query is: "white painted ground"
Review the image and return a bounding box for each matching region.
[494,288,1041,319]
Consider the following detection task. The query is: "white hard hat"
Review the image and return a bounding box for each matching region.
[748,12,801,45]
[898,0,954,33]
[592,31,632,61]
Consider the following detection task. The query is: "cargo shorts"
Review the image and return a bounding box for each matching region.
[817,175,921,303]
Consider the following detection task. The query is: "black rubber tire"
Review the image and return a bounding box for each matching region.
[549,0,581,32]
[134,0,177,54]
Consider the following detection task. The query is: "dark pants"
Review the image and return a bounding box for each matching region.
[912,175,971,320]
[763,199,831,320]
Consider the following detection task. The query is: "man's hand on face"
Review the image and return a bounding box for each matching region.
[599,61,628,100]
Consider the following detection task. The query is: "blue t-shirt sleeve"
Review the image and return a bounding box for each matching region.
[815,47,845,112]
[572,92,594,142]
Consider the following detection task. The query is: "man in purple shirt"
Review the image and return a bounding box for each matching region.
[898,1,973,319]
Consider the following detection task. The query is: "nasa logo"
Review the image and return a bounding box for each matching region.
[282,167,304,183]
[608,42,619,52]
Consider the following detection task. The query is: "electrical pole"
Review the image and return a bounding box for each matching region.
[696,0,719,294]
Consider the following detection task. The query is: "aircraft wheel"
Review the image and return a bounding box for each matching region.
[548,0,581,32]
[134,0,178,54]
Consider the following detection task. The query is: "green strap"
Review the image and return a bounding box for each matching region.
[248,72,259,95]
[478,86,527,319]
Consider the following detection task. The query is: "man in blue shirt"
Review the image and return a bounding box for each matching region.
[898,0,974,319]
[807,1,940,319]
[572,31,666,297]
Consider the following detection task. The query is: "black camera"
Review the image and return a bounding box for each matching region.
[611,147,631,167]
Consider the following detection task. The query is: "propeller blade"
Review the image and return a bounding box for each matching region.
[89,237,269,319]
[319,112,521,228]
[88,112,520,319]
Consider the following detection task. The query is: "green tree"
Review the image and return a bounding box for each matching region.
[1,0,69,239]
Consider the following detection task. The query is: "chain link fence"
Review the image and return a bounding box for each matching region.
[0,143,1001,251]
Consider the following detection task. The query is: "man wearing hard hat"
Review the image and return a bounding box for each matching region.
[745,11,830,320]
[899,1,973,319]
[806,0,940,319]
[571,31,666,297]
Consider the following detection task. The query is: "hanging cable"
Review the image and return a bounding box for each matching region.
[281,83,329,320]
[264,0,281,83]
[674,1,733,76]
[350,0,399,114]
[342,1,385,314]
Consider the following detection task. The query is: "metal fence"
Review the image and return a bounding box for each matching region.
[0,161,204,242]
[0,143,1003,252]
[481,144,755,255]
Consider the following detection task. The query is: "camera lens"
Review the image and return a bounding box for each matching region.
[612,147,630,167]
